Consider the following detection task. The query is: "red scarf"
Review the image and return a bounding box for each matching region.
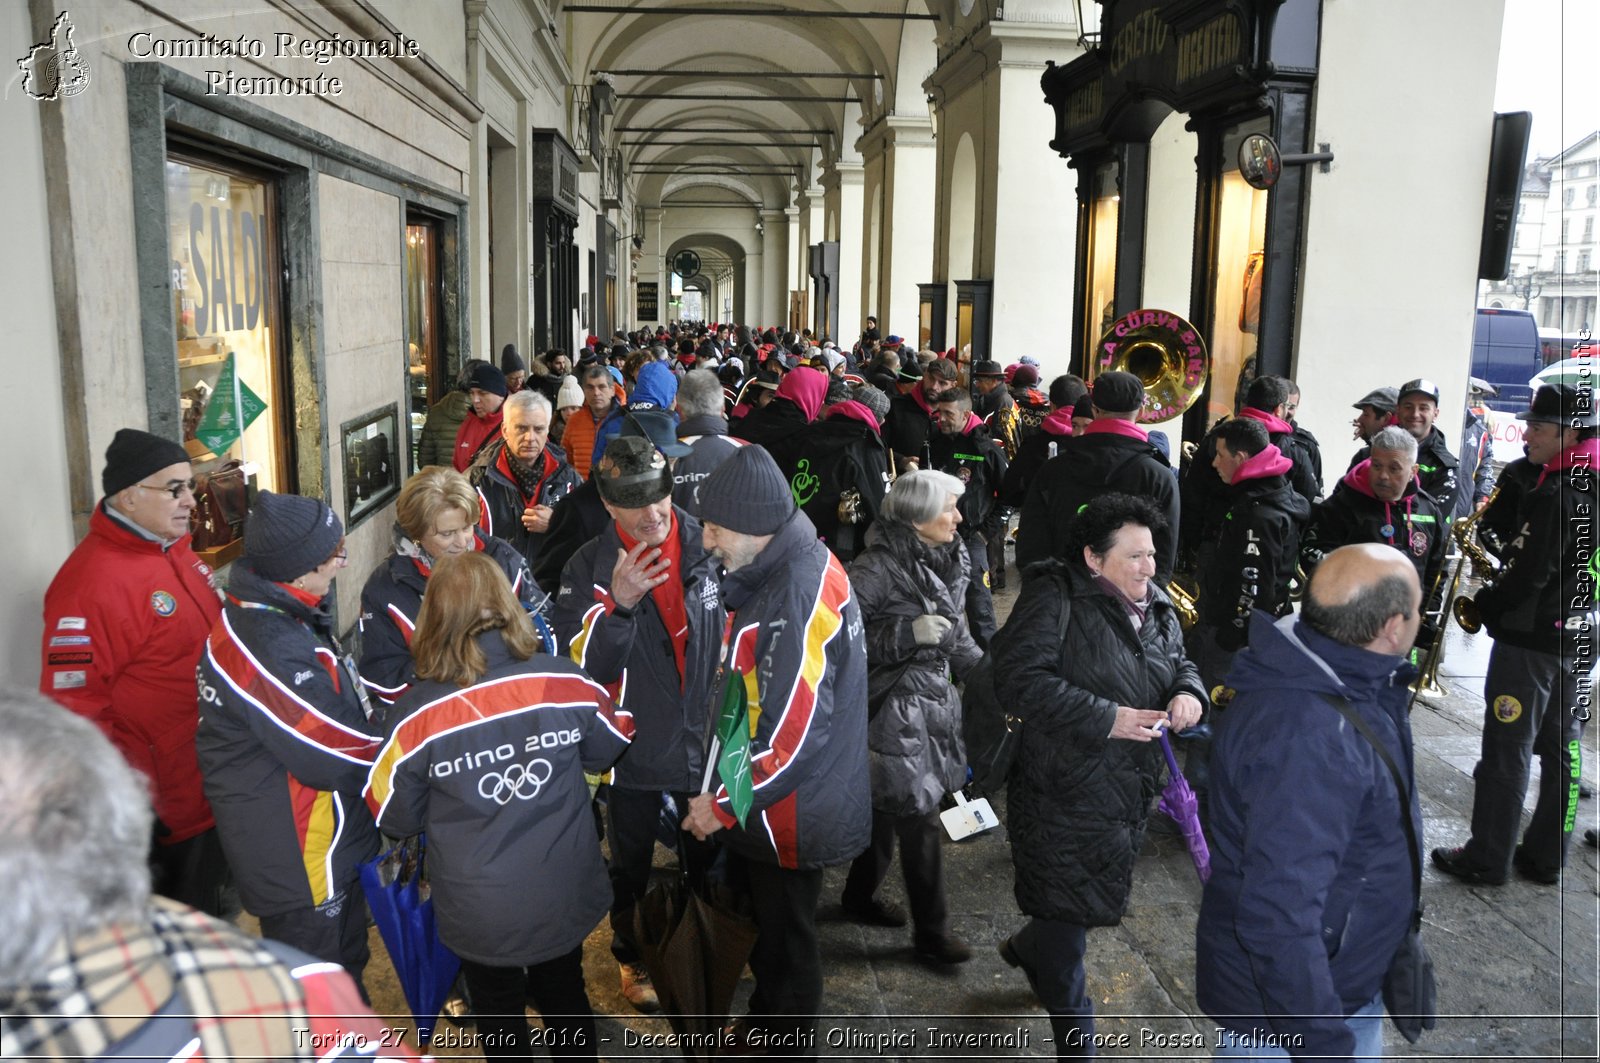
[618,511,688,685]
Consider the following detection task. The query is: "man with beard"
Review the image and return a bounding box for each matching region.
[884,357,959,472]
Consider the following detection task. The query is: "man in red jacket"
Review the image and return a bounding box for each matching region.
[452,362,508,471]
[40,427,227,915]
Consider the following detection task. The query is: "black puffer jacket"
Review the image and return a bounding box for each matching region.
[847,521,984,817]
[994,561,1205,926]
[1196,449,1311,651]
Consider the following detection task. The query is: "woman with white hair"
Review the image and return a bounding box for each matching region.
[839,469,985,964]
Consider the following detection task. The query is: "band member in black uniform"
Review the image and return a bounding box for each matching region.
[1432,384,1597,886]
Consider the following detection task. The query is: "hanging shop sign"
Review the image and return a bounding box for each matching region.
[637,281,659,320]
[1043,0,1293,156]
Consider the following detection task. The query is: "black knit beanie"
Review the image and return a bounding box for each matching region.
[697,445,794,535]
[500,344,526,375]
[244,491,344,582]
[102,428,191,497]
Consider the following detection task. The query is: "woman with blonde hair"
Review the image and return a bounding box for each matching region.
[366,551,631,1060]
[358,465,545,713]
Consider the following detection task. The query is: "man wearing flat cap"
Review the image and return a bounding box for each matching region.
[40,427,228,915]
[551,431,724,1013]
[1017,370,1181,583]
[1350,385,1399,447]
[1433,383,1597,887]
[1350,379,1461,515]
[884,356,960,473]
[684,445,870,1052]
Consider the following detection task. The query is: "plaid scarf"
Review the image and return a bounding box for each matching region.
[0,898,309,1061]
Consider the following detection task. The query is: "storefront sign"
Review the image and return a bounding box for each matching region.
[1106,9,1170,76]
[637,281,658,320]
[1176,13,1242,84]
[186,202,267,336]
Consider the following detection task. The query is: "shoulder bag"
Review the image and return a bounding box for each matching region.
[1318,694,1437,1044]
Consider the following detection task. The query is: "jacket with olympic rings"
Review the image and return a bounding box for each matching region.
[365,632,632,967]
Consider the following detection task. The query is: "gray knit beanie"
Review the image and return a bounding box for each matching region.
[244,491,343,582]
[696,445,794,535]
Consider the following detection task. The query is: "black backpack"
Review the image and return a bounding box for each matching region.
[962,571,1072,794]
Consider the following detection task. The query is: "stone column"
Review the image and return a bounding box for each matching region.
[821,159,865,346]
[761,209,789,332]
[859,115,936,346]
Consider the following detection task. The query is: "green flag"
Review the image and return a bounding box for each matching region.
[194,352,266,456]
[716,671,754,827]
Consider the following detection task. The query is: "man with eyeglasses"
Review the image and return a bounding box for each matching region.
[40,427,229,916]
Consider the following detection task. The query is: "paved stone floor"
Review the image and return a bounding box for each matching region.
[358,564,1600,1060]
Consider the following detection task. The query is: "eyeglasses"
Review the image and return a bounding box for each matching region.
[135,478,197,500]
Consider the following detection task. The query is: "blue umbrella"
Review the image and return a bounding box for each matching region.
[359,837,460,1046]
[1156,731,1211,883]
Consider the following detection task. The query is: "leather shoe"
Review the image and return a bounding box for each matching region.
[619,962,660,1013]
[841,895,908,927]
[914,933,972,965]
[997,935,1039,992]
[1431,845,1506,886]
[1513,845,1560,885]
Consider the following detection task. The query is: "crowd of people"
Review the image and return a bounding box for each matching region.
[17,316,1594,1061]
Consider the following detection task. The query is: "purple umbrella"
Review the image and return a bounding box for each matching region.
[1157,730,1211,883]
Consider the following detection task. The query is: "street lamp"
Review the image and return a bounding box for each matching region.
[1073,0,1102,51]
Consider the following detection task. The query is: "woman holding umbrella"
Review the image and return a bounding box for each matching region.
[993,493,1204,1057]
[365,552,631,1060]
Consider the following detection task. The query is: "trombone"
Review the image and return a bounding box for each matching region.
[1410,486,1501,700]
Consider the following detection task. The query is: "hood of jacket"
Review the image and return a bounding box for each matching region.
[1232,443,1293,484]
[1040,406,1076,437]
[775,366,829,422]
[825,399,882,435]
[631,360,679,409]
[720,509,815,611]
[676,412,729,439]
[1238,406,1293,435]
[1537,435,1600,488]
[226,557,333,631]
[1083,417,1149,442]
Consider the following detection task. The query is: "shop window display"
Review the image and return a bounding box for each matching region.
[166,155,286,566]
[1084,160,1120,366]
[1208,121,1270,426]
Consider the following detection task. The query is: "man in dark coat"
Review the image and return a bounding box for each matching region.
[1301,426,1449,657]
[1433,384,1597,886]
[1194,417,1311,687]
[672,368,744,515]
[1001,374,1085,508]
[1180,374,1319,560]
[883,357,959,471]
[1016,371,1181,583]
[929,388,1005,640]
[468,390,582,570]
[1198,544,1424,1058]
[685,445,871,1054]
[551,434,724,1013]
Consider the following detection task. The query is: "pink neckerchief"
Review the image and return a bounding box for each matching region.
[1536,436,1600,488]
[1083,418,1149,441]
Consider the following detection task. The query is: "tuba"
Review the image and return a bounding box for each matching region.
[1094,308,1210,422]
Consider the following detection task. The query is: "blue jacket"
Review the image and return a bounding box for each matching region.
[592,360,679,469]
[1196,612,1421,1060]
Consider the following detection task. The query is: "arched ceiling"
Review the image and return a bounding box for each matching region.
[563,0,962,212]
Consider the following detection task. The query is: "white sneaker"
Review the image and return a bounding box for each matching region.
[620,962,660,1013]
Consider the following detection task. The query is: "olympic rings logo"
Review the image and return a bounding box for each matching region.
[477,758,554,804]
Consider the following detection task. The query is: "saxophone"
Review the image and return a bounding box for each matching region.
[1450,486,1502,634]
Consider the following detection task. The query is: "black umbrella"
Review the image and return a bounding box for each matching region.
[633,869,758,1060]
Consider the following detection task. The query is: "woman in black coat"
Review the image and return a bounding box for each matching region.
[993,493,1205,1057]
[840,470,985,964]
